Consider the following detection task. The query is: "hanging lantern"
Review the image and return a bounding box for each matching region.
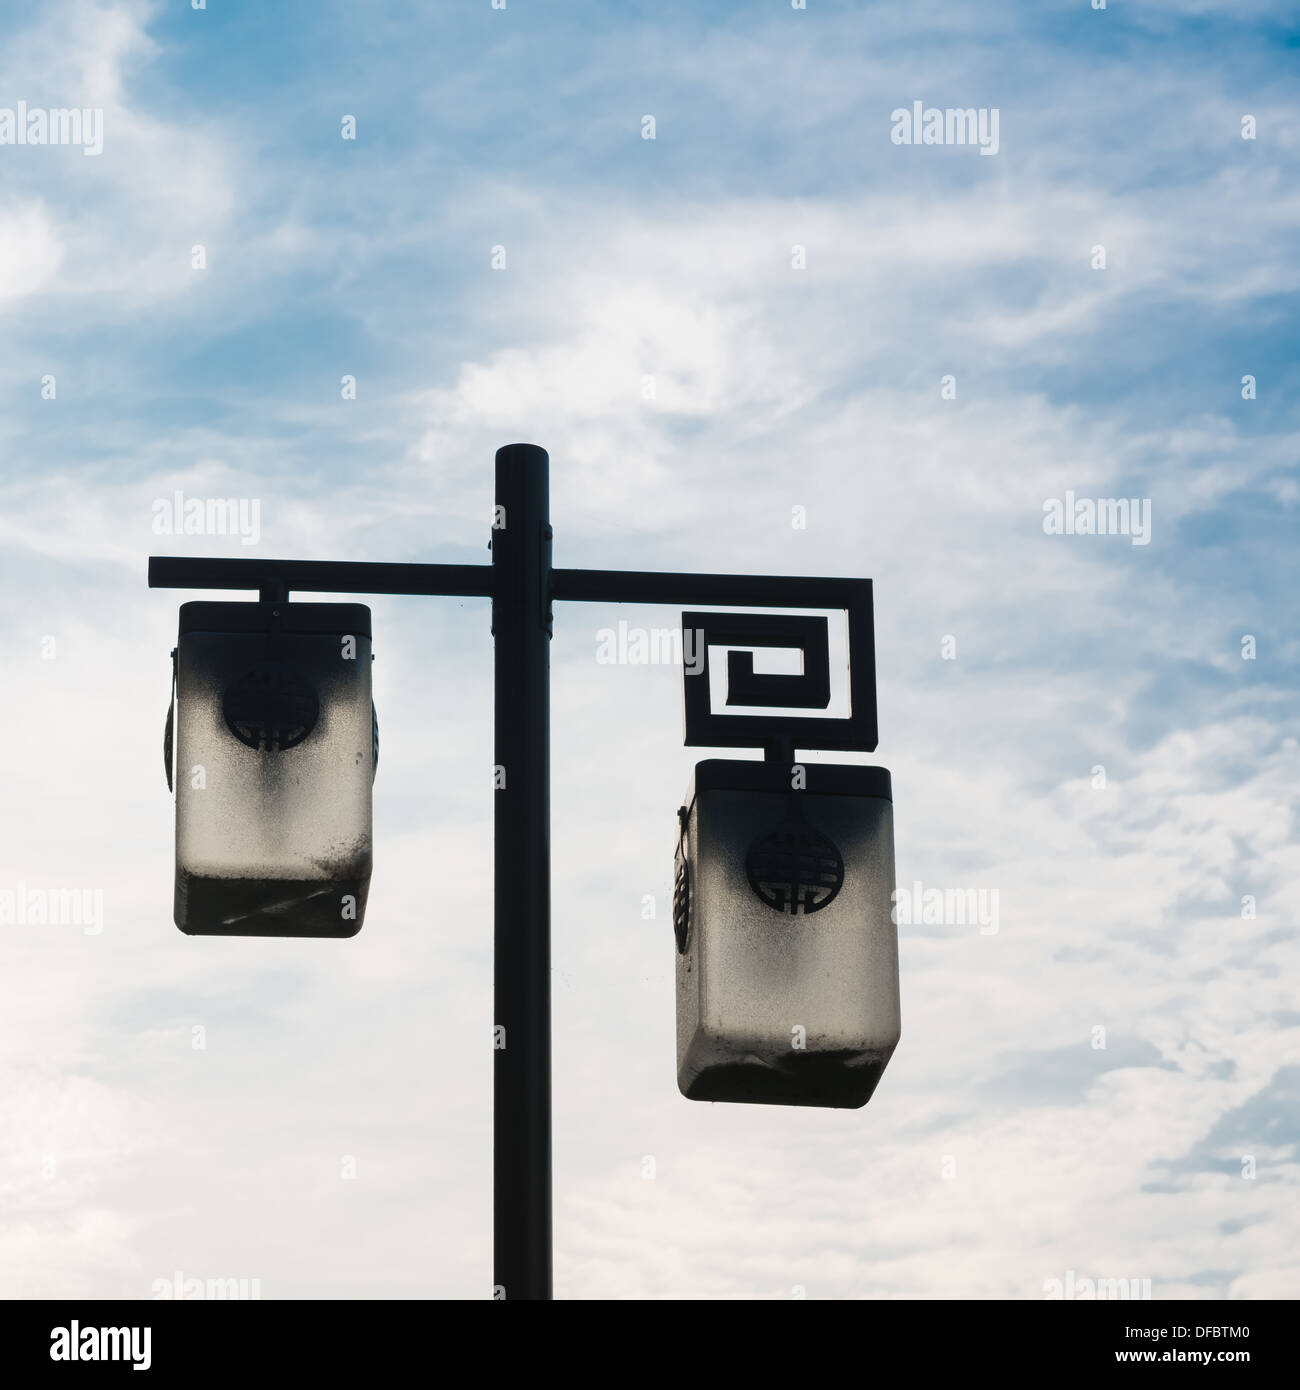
[165,600,375,938]
[673,759,899,1108]
[674,602,897,1108]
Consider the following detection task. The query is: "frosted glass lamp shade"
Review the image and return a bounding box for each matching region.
[171,601,374,938]
[674,760,899,1108]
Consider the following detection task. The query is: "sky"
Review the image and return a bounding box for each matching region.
[0,0,1297,1300]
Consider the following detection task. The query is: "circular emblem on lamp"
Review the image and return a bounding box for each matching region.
[223,663,320,752]
[745,815,844,915]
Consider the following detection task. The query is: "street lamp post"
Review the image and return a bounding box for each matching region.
[492,445,554,1299]
[149,441,889,1301]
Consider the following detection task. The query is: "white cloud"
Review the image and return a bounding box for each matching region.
[0,201,63,304]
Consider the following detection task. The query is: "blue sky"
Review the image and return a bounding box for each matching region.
[0,0,1297,1299]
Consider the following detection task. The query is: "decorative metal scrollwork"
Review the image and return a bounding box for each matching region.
[681,584,877,753]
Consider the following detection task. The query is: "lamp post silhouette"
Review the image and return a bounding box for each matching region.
[150,442,898,1301]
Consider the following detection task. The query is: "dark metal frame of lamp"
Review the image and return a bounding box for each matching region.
[148,442,879,1301]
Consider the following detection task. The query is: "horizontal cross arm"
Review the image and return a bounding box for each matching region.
[147,556,495,598]
[551,568,869,611]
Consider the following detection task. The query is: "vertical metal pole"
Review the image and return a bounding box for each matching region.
[492,443,553,1300]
